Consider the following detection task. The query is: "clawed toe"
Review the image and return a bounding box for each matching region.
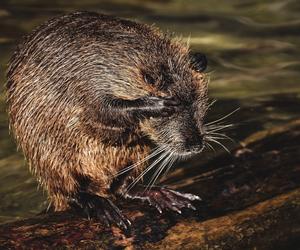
[126,186,201,214]
[159,188,199,213]
[70,192,131,231]
[164,188,201,201]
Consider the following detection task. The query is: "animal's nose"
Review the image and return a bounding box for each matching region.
[184,133,204,153]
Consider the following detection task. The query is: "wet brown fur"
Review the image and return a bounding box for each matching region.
[6,12,208,211]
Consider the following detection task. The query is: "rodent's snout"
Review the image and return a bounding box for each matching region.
[144,92,207,157]
[165,100,206,156]
[183,133,205,154]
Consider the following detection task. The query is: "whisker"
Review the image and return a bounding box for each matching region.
[125,151,168,192]
[208,131,230,136]
[207,99,217,109]
[115,146,163,177]
[207,138,231,153]
[125,150,169,193]
[207,135,229,140]
[205,141,216,152]
[206,123,234,129]
[206,123,234,131]
[207,132,235,142]
[146,152,173,192]
[145,152,171,192]
[161,153,177,181]
[205,108,240,126]
[206,125,235,133]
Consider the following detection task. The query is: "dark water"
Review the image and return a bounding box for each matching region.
[0,0,300,224]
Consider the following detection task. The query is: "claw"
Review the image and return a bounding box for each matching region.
[154,204,163,214]
[165,188,202,201]
[187,203,197,210]
[171,206,182,214]
[125,186,200,214]
[70,192,131,231]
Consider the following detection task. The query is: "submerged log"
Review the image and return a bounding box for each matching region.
[0,119,300,249]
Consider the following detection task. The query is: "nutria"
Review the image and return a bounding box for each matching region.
[6,11,209,229]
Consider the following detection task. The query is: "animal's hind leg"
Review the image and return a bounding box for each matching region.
[67,174,131,230]
[69,191,131,230]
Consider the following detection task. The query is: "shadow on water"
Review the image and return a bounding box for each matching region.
[0,0,299,228]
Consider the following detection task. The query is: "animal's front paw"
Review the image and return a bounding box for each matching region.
[70,192,131,231]
[125,186,201,214]
[146,96,181,117]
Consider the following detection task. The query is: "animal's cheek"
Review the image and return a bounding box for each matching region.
[139,119,160,142]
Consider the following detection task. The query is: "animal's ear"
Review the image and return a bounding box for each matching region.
[190,52,207,72]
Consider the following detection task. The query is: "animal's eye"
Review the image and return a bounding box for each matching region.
[143,72,156,85]
[190,52,207,72]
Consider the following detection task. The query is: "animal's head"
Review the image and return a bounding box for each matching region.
[91,24,210,157]
[136,37,209,158]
